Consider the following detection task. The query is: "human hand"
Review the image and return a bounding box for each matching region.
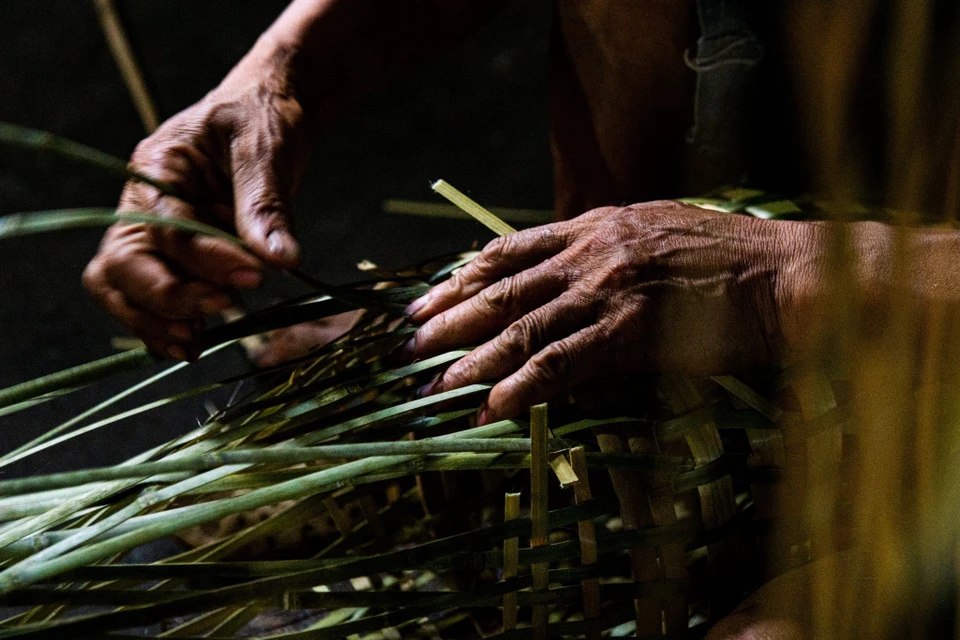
[405,201,818,422]
[83,45,312,361]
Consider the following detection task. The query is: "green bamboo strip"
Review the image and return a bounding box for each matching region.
[0,348,152,412]
[0,122,174,195]
[502,492,520,631]
[0,447,715,525]
[2,501,616,638]
[529,403,549,640]
[0,208,402,317]
[2,339,454,498]
[51,512,677,587]
[430,180,517,236]
[0,439,529,497]
[0,209,241,244]
[0,388,490,576]
[0,340,235,468]
[0,387,82,419]
[1,383,222,471]
[0,395,504,594]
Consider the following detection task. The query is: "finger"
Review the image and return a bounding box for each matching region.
[408,261,570,360]
[160,231,264,289]
[100,237,232,320]
[423,292,595,395]
[122,182,265,289]
[102,289,200,361]
[481,323,610,423]
[231,130,301,269]
[86,259,198,360]
[405,225,572,322]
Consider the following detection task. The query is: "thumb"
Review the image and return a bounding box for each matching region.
[231,150,302,269]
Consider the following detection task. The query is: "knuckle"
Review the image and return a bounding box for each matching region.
[144,277,182,314]
[499,318,541,362]
[443,356,477,387]
[478,278,517,315]
[81,260,106,296]
[480,235,510,264]
[530,342,574,382]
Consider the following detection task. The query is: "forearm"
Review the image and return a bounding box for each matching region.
[235,0,506,122]
[777,220,960,354]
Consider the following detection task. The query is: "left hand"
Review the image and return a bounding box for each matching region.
[404,201,818,423]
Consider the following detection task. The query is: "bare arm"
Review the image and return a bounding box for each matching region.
[261,0,506,119]
[83,0,503,360]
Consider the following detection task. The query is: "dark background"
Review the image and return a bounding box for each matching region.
[0,1,553,475]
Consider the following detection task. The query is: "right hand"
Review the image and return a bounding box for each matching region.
[83,46,312,361]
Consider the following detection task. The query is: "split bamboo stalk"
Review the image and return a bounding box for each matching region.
[530,403,550,640]
[502,492,521,631]
[570,446,601,640]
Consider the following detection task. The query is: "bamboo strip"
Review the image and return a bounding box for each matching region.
[570,447,601,640]
[430,180,517,236]
[0,439,531,497]
[0,122,174,195]
[383,199,552,226]
[530,403,549,640]
[502,492,520,631]
[92,0,161,132]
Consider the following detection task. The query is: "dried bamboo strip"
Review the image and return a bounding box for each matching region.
[430,180,517,237]
[382,199,552,226]
[569,447,601,640]
[92,0,161,132]
[530,403,549,640]
[502,492,520,631]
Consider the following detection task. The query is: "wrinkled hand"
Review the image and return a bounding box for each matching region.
[405,201,815,423]
[83,47,311,361]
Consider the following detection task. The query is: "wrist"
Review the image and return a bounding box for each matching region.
[769,220,829,357]
[214,32,329,130]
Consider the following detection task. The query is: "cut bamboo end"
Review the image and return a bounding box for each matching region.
[430,180,517,237]
[570,446,601,640]
[530,403,549,640]
[502,492,520,631]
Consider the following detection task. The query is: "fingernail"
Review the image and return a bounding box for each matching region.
[229,268,263,289]
[166,345,188,361]
[401,336,416,362]
[403,294,430,318]
[199,294,232,315]
[267,230,301,265]
[168,322,192,342]
[477,405,490,426]
[416,374,443,398]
